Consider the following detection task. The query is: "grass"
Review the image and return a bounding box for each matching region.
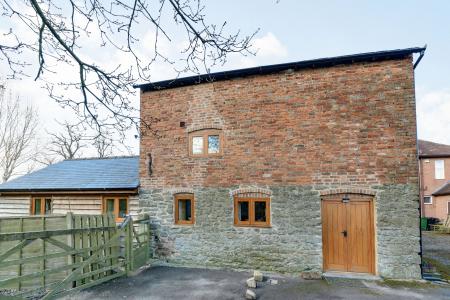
[423,257,450,281]
[381,279,433,289]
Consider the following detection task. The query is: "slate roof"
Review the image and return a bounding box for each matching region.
[0,156,139,193]
[418,140,450,158]
[134,47,426,92]
[433,181,450,196]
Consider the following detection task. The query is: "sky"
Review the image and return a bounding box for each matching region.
[1,0,449,161]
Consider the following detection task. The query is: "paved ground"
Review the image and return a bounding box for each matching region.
[422,231,450,280]
[65,266,450,300]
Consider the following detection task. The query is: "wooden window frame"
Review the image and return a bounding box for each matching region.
[30,197,52,215]
[102,196,129,222]
[234,197,271,228]
[174,193,195,225]
[188,129,223,157]
[423,196,433,205]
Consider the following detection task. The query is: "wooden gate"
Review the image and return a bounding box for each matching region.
[321,193,375,274]
[120,215,151,272]
[0,213,151,299]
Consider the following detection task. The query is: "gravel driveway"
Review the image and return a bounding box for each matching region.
[64,265,450,300]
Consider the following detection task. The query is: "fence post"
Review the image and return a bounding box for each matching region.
[66,213,75,288]
[127,218,134,274]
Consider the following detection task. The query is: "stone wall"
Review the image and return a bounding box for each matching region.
[140,186,323,274]
[140,183,421,279]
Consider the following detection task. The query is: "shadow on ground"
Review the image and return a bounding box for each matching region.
[64,266,450,300]
[422,231,450,281]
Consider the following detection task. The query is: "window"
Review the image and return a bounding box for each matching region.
[174,194,195,225]
[435,160,445,179]
[31,197,52,215]
[423,196,432,205]
[189,129,222,156]
[448,202,450,215]
[234,196,270,227]
[102,197,128,221]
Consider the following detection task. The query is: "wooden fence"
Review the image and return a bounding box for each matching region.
[0,213,150,299]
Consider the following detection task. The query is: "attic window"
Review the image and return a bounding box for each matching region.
[189,129,222,157]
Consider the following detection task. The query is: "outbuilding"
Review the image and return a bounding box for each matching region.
[0,156,140,221]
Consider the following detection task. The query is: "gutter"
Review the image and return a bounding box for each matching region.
[0,187,139,196]
[413,45,427,69]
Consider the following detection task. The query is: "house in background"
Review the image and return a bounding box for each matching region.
[0,156,140,221]
[418,139,450,220]
[136,47,425,279]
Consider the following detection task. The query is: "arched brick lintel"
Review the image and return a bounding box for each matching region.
[319,187,377,196]
[230,187,272,197]
[187,124,223,133]
[172,188,195,195]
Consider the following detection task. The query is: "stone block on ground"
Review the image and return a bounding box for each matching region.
[246,277,257,288]
[268,278,278,285]
[301,271,322,280]
[245,289,256,300]
[253,270,263,282]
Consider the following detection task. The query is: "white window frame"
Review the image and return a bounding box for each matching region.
[423,196,433,205]
[435,160,445,179]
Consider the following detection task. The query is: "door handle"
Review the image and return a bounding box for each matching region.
[341,230,347,237]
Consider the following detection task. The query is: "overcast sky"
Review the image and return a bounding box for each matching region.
[1,0,449,159]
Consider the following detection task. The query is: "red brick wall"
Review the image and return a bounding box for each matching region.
[420,157,450,218]
[140,57,418,188]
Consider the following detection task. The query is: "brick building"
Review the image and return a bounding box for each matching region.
[418,140,450,220]
[136,47,426,279]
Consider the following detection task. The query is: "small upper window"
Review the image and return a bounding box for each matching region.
[174,193,195,225]
[189,129,222,157]
[423,196,432,205]
[234,195,270,227]
[31,197,52,215]
[435,160,445,179]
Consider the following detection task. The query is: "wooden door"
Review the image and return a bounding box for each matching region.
[322,194,375,274]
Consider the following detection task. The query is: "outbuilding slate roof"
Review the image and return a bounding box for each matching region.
[433,181,450,196]
[418,140,450,158]
[0,156,139,193]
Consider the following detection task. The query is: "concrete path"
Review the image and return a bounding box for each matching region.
[65,266,450,300]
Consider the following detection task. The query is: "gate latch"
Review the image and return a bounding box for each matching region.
[341,230,347,237]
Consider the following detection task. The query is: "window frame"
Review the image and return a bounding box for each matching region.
[188,129,223,157]
[233,196,271,228]
[102,196,129,222]
[174,193,195,225]
[423,196,433,205]
[30,197,52,215]
[435,159,445,179]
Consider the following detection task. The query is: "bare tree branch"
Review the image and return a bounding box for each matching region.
[0,82,39,182]
[47,121,85,160]
[0,0,258,137]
